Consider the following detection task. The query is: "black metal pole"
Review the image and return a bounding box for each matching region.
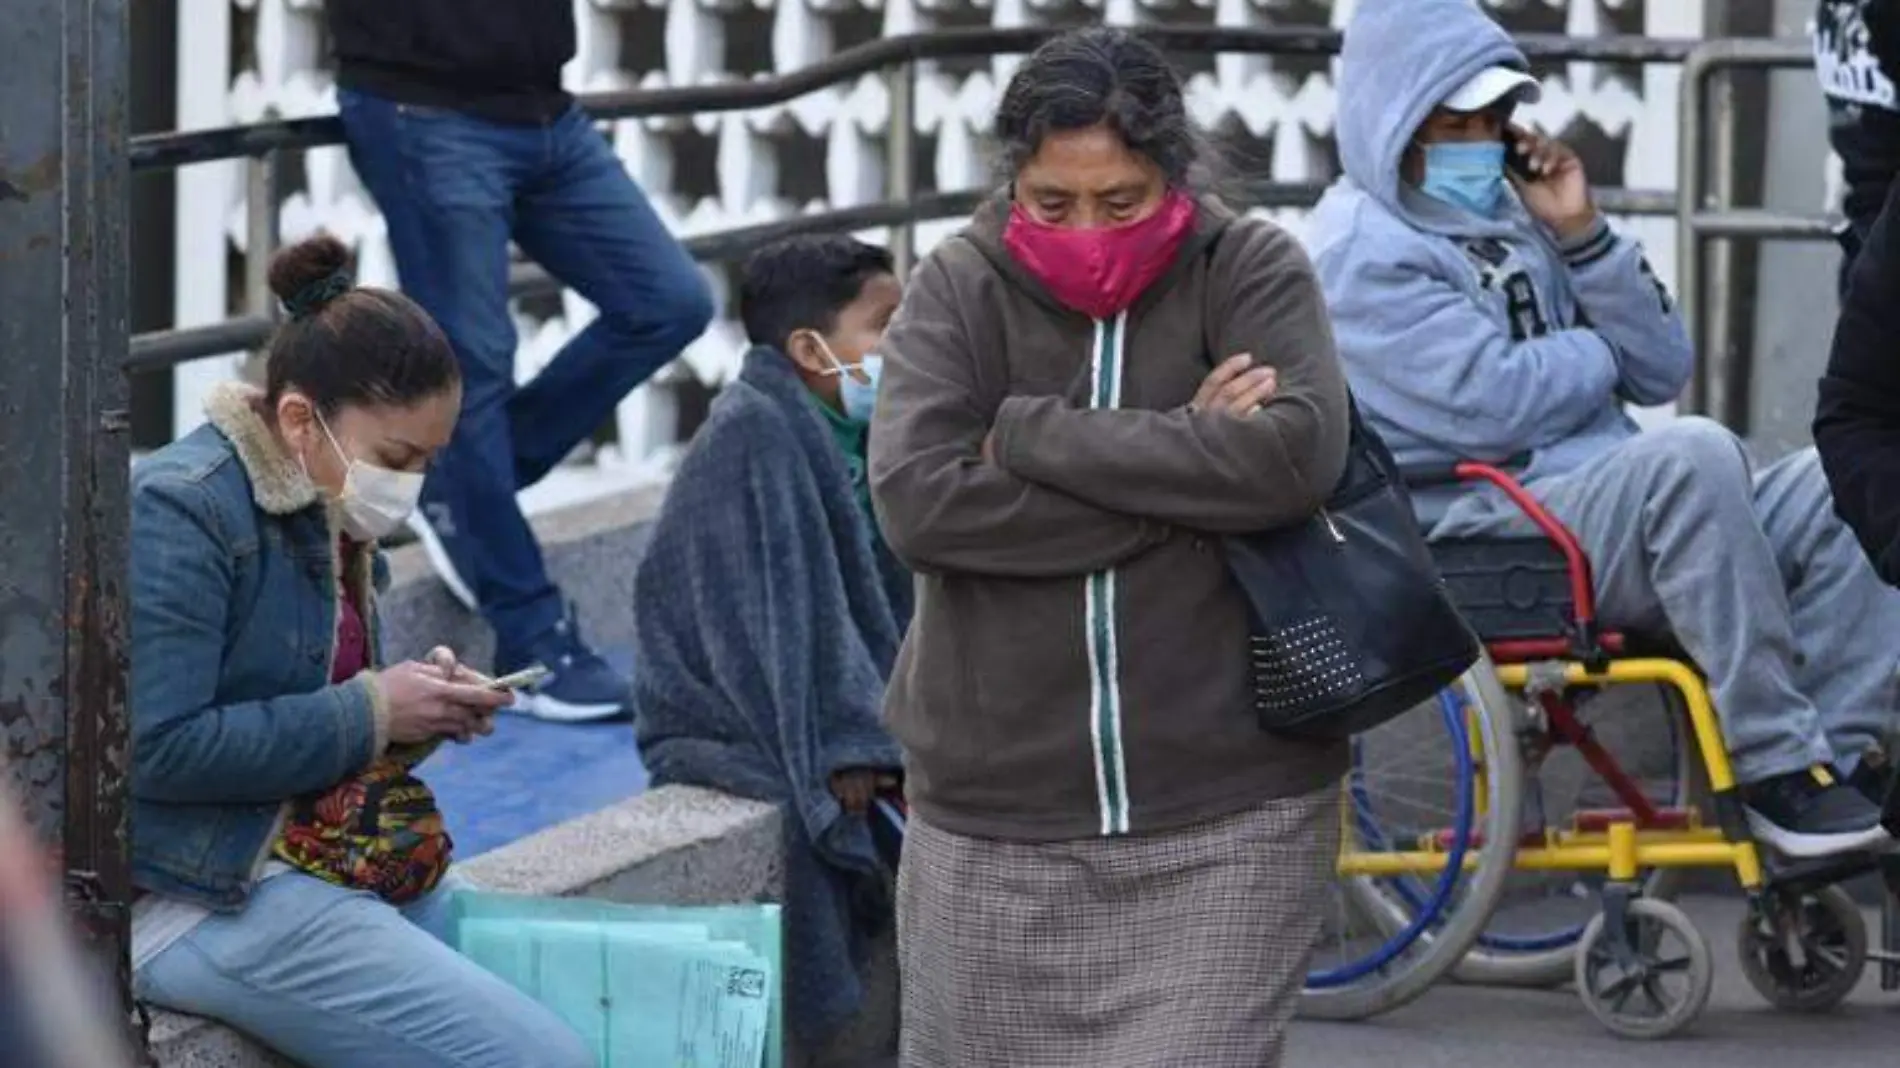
[0,0,135,1036]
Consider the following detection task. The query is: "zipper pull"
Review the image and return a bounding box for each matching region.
[1319,509,1345,544]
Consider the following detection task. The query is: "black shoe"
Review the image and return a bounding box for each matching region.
[1741,766,1891,858]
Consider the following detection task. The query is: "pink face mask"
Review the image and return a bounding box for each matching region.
[1002,190,1198,320]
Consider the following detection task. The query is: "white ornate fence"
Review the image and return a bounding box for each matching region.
[169,0,1705,508]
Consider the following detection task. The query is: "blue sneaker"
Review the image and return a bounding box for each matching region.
[499,609,631,723]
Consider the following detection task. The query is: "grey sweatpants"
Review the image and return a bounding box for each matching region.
[1437,417,1900,784]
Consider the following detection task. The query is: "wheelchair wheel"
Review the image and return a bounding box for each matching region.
[1737,885,1868,1012]
[1299,660,1525,1021]
[1450,682,1698,988]
[1345,678,1696,990]
[1575,897,1713,1040]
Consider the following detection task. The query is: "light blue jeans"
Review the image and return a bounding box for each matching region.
[134,873,594,1068]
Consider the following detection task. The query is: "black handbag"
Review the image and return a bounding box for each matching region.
[1221,399,1481,739]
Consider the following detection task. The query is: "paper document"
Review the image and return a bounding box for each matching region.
[458,915,773,1068]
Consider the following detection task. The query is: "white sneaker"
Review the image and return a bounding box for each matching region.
[405,509,477,611]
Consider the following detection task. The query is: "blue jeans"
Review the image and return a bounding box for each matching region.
[134,874,594,1068]
[337,89,713,653]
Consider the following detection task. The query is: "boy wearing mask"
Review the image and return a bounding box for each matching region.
[630,235,908,1049]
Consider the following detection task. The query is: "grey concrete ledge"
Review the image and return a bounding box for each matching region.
[460,784,782,901]
[150,785,784,1068]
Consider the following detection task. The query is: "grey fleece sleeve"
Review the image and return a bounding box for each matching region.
[1558,218,1693,407]
[990,220,1351,534]
[868,253,1169,578]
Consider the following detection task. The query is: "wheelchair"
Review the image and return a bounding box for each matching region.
[1299,460,1900,1039]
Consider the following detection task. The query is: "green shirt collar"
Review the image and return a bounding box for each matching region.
[806,390,873,523]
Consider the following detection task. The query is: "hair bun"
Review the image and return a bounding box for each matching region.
[268,233,357,318]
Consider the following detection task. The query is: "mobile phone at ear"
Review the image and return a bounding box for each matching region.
[488,665,550,692]
[1504,140,1538,181]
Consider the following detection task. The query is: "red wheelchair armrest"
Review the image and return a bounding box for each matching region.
[1444,462,1600,633]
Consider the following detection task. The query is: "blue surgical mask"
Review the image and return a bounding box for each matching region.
[841,355,882,423]
[813,334,882,423]
[1418,141,1507,217]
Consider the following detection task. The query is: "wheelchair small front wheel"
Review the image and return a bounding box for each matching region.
[1737,884,1868,1012]
[1574,898,1712,1040]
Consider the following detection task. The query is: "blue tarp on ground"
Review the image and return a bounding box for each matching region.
[420,706,649,858]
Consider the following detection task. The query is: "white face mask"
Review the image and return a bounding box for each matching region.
[314,413,425,541]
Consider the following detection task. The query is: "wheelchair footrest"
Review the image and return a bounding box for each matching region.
[1571,807,1697,833]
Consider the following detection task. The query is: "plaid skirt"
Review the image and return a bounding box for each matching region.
[896,788,1338,1068]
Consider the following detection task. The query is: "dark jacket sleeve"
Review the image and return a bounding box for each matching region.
[987,219,1350,533]
[1816,176,1900,585]
[869,252,1170,578]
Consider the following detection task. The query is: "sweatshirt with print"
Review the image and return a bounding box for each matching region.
[1815,0,1900,274]
[869,194,1351,842]
[1304,0,1693,522]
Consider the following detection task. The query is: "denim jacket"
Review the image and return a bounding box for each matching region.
[130,384,391,909]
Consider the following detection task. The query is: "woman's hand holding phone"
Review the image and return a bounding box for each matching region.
[380,652,510,746]
[1504,125,1598,241]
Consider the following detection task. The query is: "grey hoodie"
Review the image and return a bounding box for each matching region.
[869,194,1351,841]
[1305,0,1692,514]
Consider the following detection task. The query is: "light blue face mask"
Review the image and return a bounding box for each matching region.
[1418,141,1507,217]
[814,333,882,423]
[840,355,882,423]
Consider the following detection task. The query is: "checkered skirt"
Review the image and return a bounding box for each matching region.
[896,788,1338,1067]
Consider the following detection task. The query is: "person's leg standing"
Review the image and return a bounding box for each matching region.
[1754,447,1900,798]
[1436,418,1887,856]
[338,90,587,714]
[133,875,593,1068]
[440,105,708,720]
[507,105,713,487]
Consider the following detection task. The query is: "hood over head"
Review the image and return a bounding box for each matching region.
[1335,0,1534,231]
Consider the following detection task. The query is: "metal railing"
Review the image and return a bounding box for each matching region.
[1676,36,1834,432]
[127,26,1701,377]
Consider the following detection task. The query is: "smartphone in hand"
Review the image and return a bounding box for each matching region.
[487,665,550,692]
[1503,126,1540,181]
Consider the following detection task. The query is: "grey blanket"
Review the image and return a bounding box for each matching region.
[632,346,910,1045]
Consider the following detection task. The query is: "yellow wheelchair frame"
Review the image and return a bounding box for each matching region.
[1301,458,1893,1039]
[1340,660,1759,890]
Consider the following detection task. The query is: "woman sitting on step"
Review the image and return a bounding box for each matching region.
[127,234,591,1068]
